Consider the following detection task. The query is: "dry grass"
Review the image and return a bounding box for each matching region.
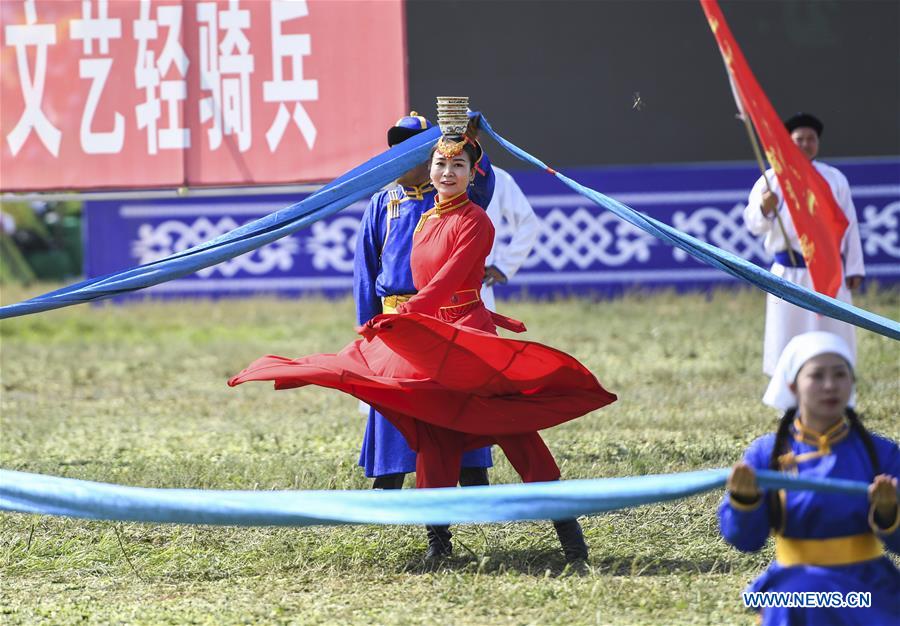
[1,285,898,625]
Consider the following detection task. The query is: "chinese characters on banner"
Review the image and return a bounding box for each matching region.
[1,0,407,191]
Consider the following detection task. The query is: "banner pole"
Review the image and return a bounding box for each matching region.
[739,113,799,268]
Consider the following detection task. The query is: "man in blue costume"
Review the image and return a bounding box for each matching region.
[354,112,496,489]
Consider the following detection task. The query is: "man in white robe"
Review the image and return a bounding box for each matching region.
[744,112,865,376]
[480,166,540,311]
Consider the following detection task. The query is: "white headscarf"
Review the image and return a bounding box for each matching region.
[762,331,856,412]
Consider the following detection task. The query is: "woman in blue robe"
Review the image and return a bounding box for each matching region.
[719,331,899,625]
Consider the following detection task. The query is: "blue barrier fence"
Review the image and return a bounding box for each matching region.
[84,157,899,299]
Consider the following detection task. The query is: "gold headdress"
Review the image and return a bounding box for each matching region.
[435,96,473,158]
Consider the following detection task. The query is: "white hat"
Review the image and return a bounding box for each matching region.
[762,331,856,412]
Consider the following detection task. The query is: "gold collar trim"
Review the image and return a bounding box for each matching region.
[778,418,850,469]
[402,181,434,201]
[413,192,469,233]
[434,191,468,214]
[793,418,850,451]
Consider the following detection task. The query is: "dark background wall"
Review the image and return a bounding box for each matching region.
[406,0,900,169]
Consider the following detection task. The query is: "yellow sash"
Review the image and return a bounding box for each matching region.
[381,294,413,314]
[775,533,883,566]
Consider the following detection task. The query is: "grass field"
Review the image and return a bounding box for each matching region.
[1,285,898,625]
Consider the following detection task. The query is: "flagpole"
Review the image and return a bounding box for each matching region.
[738,110,799,268]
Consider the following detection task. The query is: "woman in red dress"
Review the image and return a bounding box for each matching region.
[229,128,616,562]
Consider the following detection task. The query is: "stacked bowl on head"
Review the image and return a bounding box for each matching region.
[436,96,470,137]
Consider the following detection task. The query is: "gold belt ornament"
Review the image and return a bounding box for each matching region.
[440,289,481,310]
[382,290,481,314]
[774,533,883,567]
[381,294,413,314]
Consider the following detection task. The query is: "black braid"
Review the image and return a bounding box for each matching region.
[767,408,797,530]
[845,407,881,476]
[770,408,797,470]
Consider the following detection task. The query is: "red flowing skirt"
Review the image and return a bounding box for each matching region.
[228,312,616,452]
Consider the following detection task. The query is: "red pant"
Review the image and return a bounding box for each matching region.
[414,421,561,488]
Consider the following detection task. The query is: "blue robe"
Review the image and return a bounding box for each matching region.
[354,152,496,478]
[719,422,900,625]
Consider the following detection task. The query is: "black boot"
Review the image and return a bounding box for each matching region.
[553,519,588,563]
[458,467,489,487]
[424,525,452,560]
[372,473,405,490]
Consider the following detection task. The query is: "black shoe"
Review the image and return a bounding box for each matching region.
[553,519,589,563]
[372,473,405,490]
[425,525,452,560]
[458,467,489,487]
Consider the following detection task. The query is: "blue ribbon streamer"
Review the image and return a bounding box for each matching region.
[0,117,897,339]
[0,128,441,320]
[0,120,895,527]
[0,468,881,527]
[477,117,900,340]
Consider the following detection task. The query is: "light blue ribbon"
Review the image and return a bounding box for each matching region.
[0,128,440,320]
[0,118,896,339]
[0,468,880,526]
[478,117,900,340]
[1,117,897,526]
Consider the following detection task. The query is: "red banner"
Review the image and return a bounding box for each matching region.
[1,0,407,191]
[700,0,848,298]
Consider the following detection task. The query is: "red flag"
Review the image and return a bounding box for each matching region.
[700,0,848,298]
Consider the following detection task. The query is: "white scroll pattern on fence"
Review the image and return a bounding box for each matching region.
[304,216,359,273]
[519,208,656,269]
[492,203,765,268]
[132,216,299,277]
[670,204,766,263]
[130,199,899,277]
[859,201,900,258]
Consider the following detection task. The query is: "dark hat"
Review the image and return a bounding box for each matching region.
[784,112,824,137]
[387,111,435,147]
